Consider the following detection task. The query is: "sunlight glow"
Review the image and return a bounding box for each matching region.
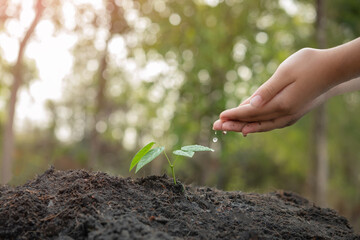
[74,0,103,10]
[203,0,221,7]
[140,60,169,82]
[2,0,176,142]
[0,33,19,63]
[169,13,181,26]
[16,24,76,130]
[279,0,298,16]
[0,0,77,131]
[62,2,76,30]
[123,127,137,150]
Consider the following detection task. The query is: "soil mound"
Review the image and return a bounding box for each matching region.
[0,167,359,239]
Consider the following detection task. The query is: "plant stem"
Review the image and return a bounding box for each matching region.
[170,165,176,185]
[164,151,171,166]
[164,152,176,185]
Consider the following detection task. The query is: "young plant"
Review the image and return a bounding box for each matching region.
[129,142,214,185]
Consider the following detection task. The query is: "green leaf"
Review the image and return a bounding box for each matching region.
[173,150,195,158]
[181,145,214,152]
[135,147,165,173]
[129,142,155,172]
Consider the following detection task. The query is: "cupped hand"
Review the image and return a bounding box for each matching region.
[213,38,360,135]
[213,93,325,135]
[220,48,337,123]
[213,47,340,135]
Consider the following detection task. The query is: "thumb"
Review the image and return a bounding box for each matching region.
[249,74,289,107]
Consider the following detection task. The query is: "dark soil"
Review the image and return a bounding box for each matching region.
[0,167,359,240]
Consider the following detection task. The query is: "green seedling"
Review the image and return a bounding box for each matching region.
[129,142,214,185]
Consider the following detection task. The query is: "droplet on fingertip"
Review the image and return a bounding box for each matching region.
[222,131,227,135]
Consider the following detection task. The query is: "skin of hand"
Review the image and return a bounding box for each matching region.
[213,77,360,135]
[213,92,325,135]
[213,38,360,135]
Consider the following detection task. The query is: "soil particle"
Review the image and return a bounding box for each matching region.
[0,167,359,240]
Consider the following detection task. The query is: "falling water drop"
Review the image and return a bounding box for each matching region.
[222,131,227,135]
[212,137,218,143]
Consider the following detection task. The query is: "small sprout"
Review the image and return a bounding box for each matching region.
[135,147,165,173]
[181,145,214,152]
[130,143,214,185]
[129,142,155,172]
[173,150,194,158]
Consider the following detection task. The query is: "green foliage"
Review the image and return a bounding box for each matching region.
[135,146,164,173]
[181,145,215,152]
[130,143,214,184]
[173,150,194,158]
[129,142,155,171]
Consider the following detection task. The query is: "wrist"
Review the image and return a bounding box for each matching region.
[326,38,360,85]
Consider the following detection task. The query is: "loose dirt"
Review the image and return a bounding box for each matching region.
[0,167,359,239]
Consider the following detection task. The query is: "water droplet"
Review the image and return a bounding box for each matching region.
[222,131,227,135]
[212,137,218,143]
[215,131,218,135]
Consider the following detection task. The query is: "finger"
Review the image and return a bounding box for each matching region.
[248,73,294,108]
[212,119,223,130]
[241,116,294,135]
[222,121,246,132]
[213,120,246,132]
[220,103,282,122]
[226,111,285,122]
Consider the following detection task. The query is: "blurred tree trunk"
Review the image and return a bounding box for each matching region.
[89,35,112,168]
[89,0,129,168]
[1,0,44,184]
[311,0,328,206]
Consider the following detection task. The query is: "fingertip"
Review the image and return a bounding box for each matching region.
[222,121,245,132]
[212,120,223,130]
[242,123,256,135]
[219,109,233,120]
[219,106,244,120]
[242,125,250,136]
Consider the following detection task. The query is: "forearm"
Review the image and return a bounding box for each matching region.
[325,76,360,100]
[326,38,360,86]
[304,77,360,113]
[215,38,360,130]
[312,37,360,107]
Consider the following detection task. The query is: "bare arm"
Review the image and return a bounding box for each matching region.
[213,77,360,134]
[213,38,360,134]
[327,77,360,97]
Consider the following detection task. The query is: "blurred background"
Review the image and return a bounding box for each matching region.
[0,0,359,231]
